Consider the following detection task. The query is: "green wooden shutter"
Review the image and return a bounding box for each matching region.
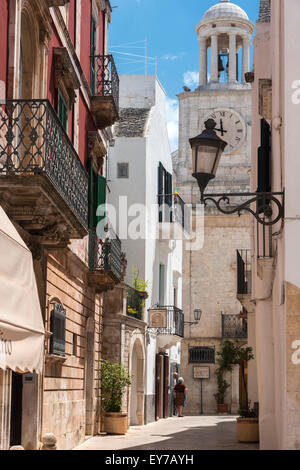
[96,174,106,223]
[88,158,96,228]
[91,16,96,93]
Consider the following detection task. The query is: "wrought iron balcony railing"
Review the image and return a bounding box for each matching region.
[149,306,184,338]
[237,249,252,295]
[0,99,88,229]
[158,194,190,232]
[222,314,248,339]
[89,229,122,282]
[91,54,119,111]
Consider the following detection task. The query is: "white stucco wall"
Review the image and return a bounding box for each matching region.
[108,75,183,407]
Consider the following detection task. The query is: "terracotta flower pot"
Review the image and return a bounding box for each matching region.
[103,412,128,435]
[217,403,228,414]
[236,418,259,443]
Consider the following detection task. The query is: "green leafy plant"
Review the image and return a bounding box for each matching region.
[132,266,148,292]
[126,267,148,319]
[238,402,257,418]
[100,360,132,413]
[214,340,255,414]
[230,343,255,414]
[214,341,236,406]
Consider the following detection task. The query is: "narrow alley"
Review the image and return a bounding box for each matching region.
[75,416,259,451]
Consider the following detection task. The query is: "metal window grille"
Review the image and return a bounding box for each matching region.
[50,303,66,356]
[189,347,215,364]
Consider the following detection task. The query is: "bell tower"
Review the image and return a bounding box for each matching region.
[174,1,255,416]
[196,0,253,87]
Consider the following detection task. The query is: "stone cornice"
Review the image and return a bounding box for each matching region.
[51,7,92,106]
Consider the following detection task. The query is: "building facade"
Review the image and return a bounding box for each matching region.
[108,75,185,424]
[250,0,300,450]
[173,0,254,414]
[0,0,121,450]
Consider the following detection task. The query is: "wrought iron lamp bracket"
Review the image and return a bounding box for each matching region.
[200,191,284,227]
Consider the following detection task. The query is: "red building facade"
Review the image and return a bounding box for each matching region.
[0,0,122,450]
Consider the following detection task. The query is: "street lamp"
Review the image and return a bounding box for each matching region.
[190,119,227,201]
[184,308,202,326]
[189,119,284,226]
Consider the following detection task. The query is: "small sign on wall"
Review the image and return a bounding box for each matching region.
[148,309,167,328]
[193,366,210,380]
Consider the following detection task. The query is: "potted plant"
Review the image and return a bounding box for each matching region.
[100,360,132,435]
[232,343,258,443]
[236,402,259,443]
[214,341,236,413]
[126,267,148,319]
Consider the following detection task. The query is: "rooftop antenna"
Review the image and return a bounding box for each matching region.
[145,38,147,75]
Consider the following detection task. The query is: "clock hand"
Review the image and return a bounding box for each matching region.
[214,122,228,135]
[220,118,225,136]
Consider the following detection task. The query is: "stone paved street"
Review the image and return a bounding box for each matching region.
[74,416,259,451]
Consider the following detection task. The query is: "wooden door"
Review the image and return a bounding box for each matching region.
[163,355,170,418]
[155,354,163,420]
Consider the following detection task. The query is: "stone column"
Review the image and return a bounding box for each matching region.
[229,33,237,83]
[199,37,207,86]
[211,34,218,83]
[242,38,251,83]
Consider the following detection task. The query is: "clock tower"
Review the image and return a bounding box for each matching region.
[174,1,255,415]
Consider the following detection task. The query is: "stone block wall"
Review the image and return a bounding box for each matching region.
[43,250,102,450]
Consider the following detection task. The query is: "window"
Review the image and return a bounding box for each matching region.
[91,15,96,93]
[159,264,165,306]
[117,163,129,179]
[189,347,215,364]
[89,158,107,233]
[158,162,173,222]
[58,90,68,133]
[50,302,66,356]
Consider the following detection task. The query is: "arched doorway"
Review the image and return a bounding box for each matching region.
[129,337,145,426]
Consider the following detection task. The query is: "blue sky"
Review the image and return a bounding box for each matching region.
[108,0,261,150]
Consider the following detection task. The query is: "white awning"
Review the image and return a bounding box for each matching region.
[0,206,44,373]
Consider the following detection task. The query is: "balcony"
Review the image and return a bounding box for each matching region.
[158,193,190,240]
[222,314,248,339]
[126,287,146,321]
[148,306,184,338]
[0,100,88,248]
[87,229,123,292]
[237,249,253,313]
[90,55,119,129]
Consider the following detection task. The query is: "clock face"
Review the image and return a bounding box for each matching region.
[203,108,246,154]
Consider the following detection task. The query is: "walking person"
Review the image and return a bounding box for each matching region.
[174,377,187,417]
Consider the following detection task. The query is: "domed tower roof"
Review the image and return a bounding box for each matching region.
[202,0,249,22]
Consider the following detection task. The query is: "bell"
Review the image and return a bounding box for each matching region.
[218,55,225,72]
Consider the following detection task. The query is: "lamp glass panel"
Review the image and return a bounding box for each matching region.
[193,145,219,176]
[211,145,224,175]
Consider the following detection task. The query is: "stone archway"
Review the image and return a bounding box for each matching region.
[129,334,145,427]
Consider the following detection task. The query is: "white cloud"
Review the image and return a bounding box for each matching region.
[162,54,181,61]
[166,97,179,152]
[183,70,199,88]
